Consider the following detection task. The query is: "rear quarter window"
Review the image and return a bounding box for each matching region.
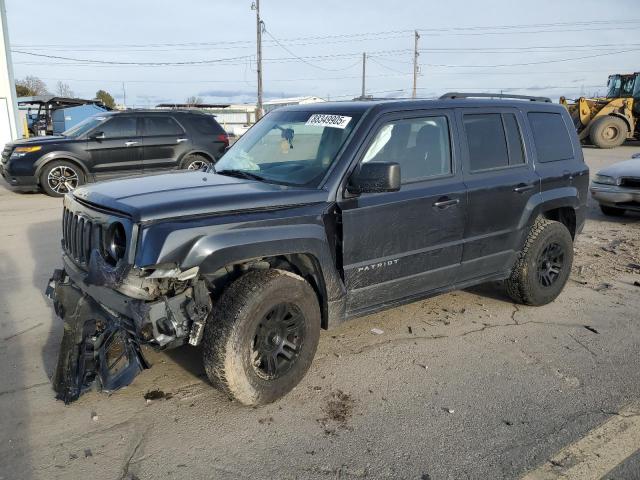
[190,115,224,135]
[527,112,574,162]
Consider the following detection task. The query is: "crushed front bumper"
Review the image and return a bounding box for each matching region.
[46,254,211,403]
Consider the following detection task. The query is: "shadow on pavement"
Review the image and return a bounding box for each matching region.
[0,252,31,476]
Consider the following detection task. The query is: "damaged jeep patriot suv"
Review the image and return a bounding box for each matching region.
[47,93,588,405]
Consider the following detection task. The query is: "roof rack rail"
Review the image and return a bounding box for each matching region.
[439,92,552,103]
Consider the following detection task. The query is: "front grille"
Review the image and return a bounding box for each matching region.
[62,207,103,265]
[620,177,640,189]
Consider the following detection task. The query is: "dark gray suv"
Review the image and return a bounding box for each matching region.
[47,93,589,405]
[1,110,229,197]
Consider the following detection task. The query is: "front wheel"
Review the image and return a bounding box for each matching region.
[202,269,321,406]
[506,218,573,306]
[40,160,85,197]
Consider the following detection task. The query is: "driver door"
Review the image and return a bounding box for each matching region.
[86,116,143,179]
[339,111,467,314]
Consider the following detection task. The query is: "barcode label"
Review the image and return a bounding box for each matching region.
[305,114,352,129]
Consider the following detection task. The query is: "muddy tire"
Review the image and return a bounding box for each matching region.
[180,153,212,170]
[506,218,573,306]
[600,204,626,217]
[589,116,628,149]
[202,269,321,406]
[40,160,85,197]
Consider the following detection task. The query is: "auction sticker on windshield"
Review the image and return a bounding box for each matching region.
[306,114,352,129]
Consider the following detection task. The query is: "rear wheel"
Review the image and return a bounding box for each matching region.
[590,116,628,149]
[506,218,573,306]
[40,160,85,197]
[600,204,626,217]
[202,269,321,406]
[181,154,212,170]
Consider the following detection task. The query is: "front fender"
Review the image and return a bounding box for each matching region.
[136,218,344,301]
[34,151,89,177]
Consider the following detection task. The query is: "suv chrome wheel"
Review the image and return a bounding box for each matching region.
[186,158,208,170]
[48,165,79,194]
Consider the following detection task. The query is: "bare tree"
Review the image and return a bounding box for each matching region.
[185,95,203,106]
[56,81,74,98]
[15,75,48,96]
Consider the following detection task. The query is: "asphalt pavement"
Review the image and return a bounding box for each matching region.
[1,144,639,480]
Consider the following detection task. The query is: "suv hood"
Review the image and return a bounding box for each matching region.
[9,135,74,147]
[72,171,327,222]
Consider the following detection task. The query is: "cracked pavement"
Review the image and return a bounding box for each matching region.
[1,145,640,479]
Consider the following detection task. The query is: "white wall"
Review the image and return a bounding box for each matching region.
[0,0,20,149]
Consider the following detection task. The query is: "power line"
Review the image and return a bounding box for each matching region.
[11,49,253,66]
[423,49,640,68]
[14,18,640,49]
[263,28,362,72]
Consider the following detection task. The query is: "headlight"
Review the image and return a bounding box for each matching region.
[104,222,126,263]
[593,174,617,185]
[11,146,42,158]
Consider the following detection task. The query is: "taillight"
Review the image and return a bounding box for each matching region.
[216,133,229,147]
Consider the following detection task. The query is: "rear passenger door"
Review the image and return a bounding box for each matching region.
[526,111,580,194]
[340,111,467,314]
[456,109,540,280]
[141,115,189,172]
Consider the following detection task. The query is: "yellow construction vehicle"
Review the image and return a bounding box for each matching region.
[560,72,639,148]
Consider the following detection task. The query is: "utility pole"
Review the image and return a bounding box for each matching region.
[122,82,126,109]
[253,0,264,119]
[361,52,366,99]
[412,30,420,99]
[0,0,21,142]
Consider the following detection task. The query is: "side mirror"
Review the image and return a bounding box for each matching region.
[90,131,105,140]
[348,162,401,194]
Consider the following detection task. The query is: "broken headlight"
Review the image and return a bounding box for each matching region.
[104,222,126,263]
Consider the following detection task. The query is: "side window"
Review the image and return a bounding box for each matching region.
[143,116,184,136]
[503,113,525,165]
[99,117,137,138]
[527,112,574,162]
[362,116,452,183]
[191,115,222,135]
[463,113,509,171]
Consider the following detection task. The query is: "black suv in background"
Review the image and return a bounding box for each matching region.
[1,110,229,197]
[47,94,589,405]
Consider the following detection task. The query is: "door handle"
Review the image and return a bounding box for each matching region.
[433,197,460,209]
[176,138,189,143]
[124,141,138,147]
[563,170,574,180]
[513,184,535,193]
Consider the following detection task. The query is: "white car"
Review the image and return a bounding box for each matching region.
[590,152,640,216]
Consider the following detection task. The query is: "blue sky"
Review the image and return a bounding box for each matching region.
[5,0,640,106]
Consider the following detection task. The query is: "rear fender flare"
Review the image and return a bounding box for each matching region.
[516,188,580,248]
[178,150,215,166]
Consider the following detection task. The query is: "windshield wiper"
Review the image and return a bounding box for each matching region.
[216,169,266,182]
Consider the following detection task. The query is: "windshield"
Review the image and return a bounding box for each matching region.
[607,74,636,98]
[215,109,361,187]
[62,115,109,137]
